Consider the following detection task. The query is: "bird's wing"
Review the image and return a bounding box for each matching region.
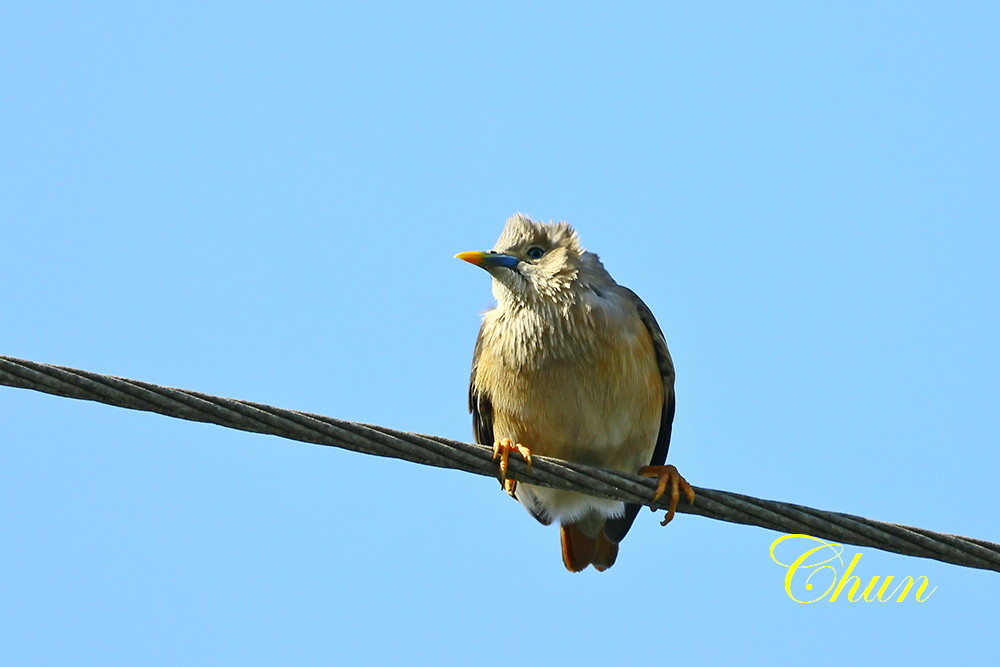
[626,287,676,468]
[468,321,494,448]
[603,287,676,543]
[469,318,552,525]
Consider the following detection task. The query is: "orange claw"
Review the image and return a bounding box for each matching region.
[493,438,533,496]
[638,464,695,526]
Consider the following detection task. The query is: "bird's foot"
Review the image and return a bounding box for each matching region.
[638,464,695,526]
[493,438,533,497]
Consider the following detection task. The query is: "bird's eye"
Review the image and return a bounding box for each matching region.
[526,246,545,260]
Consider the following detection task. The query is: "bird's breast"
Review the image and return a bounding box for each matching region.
[475,309,664,472]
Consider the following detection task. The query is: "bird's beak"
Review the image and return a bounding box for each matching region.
[454,251,520,271]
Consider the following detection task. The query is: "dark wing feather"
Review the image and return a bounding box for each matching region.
[604,288,676,544]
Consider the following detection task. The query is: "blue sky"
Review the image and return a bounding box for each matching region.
[2,2,998,664]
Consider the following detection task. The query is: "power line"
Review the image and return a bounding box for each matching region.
[2,354,998,573]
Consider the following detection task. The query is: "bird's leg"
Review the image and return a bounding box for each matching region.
[638,464,695,526]
[493,437,533,497]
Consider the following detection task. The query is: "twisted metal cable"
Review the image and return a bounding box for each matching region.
[2,354,998,573]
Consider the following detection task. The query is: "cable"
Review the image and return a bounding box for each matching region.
[2,354,998,573]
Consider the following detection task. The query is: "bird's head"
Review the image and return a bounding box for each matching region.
[456,213,604,309]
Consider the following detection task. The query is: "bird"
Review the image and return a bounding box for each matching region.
[456,213,694,572]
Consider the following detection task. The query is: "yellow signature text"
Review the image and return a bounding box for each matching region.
[770,534,937,603]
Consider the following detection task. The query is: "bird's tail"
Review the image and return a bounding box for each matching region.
[560,521,619,572]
